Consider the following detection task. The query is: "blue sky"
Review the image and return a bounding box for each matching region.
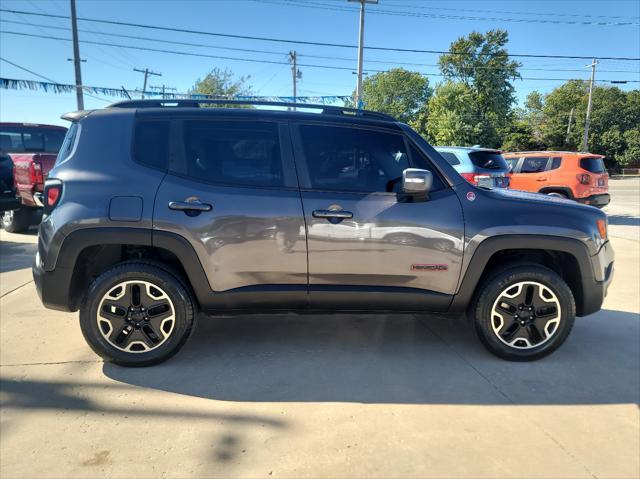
[1,0,639,126]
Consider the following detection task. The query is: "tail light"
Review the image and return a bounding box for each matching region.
[577,173,591,185]
[43,179,62,214]
[460,173,490,185]
[30,161,44,185]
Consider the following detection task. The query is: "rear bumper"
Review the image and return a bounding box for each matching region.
[0,196,20,212]
[576,193,610,207]
[33,251,76,312]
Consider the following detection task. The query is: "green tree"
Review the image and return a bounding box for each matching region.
[619,129,640,167]
[190,67,253,99]
[426,82,483,145]
[359,68,431,125]
[438,29,521,147]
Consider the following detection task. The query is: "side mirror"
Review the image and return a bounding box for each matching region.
[402,168,433,196]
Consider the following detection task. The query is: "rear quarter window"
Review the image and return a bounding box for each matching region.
[438,151,461,166]
[55,122,80,165]
[580,157,605,173]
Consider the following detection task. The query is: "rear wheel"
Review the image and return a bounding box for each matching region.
[80,262,196,366]
[2,207,32,233]
[546,192,568,199]
[472,265,575,361]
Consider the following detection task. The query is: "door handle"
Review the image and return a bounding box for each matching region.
[536,178,548,182]
[312,209,353,219]
[168,201,212,212]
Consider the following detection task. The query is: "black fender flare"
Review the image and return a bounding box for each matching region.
[449,235,602,317]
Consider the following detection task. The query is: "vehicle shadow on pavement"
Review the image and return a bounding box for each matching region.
[103,309,640,406]
[0,239,37,273]
[0,374,288,428]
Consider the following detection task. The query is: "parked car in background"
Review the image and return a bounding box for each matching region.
[434,146,510,189]
[0,151,19,213]
[504,151,610,208]
[0,122,67,232]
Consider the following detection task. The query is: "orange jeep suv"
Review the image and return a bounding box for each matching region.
[503,151,610,208]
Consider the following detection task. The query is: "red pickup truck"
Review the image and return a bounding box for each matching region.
[0,123,67,232]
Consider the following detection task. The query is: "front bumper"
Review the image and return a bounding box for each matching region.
[580,240,615,316]
[576,193,610,207]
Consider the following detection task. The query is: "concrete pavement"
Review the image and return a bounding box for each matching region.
[1,181,638,478]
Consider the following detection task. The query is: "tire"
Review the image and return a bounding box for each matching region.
[2,207,32,233]
[472,265,575,361]
[80,262,196,367]
[546,192,568,199]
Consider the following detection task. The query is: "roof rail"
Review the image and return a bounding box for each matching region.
[107,99,396,121]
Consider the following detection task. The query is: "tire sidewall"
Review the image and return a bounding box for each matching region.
[80,264,194,366]
[474,266,575,361]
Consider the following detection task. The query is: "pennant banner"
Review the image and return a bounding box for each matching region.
[0,78,352,104]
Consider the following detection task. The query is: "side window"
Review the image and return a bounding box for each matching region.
[181,120,283,187]
[548,157,562,171]
[134,120,170,170]
[408,144,446,192]
[299,125,410,193]
[439,151,461,166]
[521,157,549,173]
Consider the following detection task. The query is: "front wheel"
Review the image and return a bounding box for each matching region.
[80,262,196,367]
[472,265,575,361]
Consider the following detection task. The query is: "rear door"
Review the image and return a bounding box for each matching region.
[292,121,464,311]
[510,156,550,192]
[152,116,308,308]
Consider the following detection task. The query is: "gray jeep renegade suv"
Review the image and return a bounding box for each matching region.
[33,100,615,366]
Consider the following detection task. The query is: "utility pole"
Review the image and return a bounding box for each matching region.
[69,0,84,110]
[582,59,598,152]
[150,85,177,99]
[348,0,378,109]
[134,68,161,99]
[289,51,300,109]
[565,107,574,146]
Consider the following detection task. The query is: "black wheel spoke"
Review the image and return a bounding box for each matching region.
[97,281,174,353]
[492,281,563,350]
[500,320,520,342]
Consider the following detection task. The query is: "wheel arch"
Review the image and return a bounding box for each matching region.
[450,235,598,317]
[48,228,209,311]
[538,186,575,199]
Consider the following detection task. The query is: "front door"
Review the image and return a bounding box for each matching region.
[151,117,307,308]
[292,122,464,311]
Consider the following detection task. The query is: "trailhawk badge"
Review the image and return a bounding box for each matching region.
[411,264,449,272]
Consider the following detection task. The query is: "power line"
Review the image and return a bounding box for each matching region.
[0,57,112,103]
[257,0,640,27]
[2,30,638,85]
[0,56,55,82]
[373,2,640,21]
[1,8,639,61]
[3,18,638,75]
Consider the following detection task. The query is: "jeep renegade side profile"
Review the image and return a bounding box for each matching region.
[33,100,615,366]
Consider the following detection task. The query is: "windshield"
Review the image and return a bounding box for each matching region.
[0,126,66,153]
[468,151,509,170]
[580,157,606,173]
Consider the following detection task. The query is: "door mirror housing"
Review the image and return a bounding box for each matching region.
[402,168,433,196]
